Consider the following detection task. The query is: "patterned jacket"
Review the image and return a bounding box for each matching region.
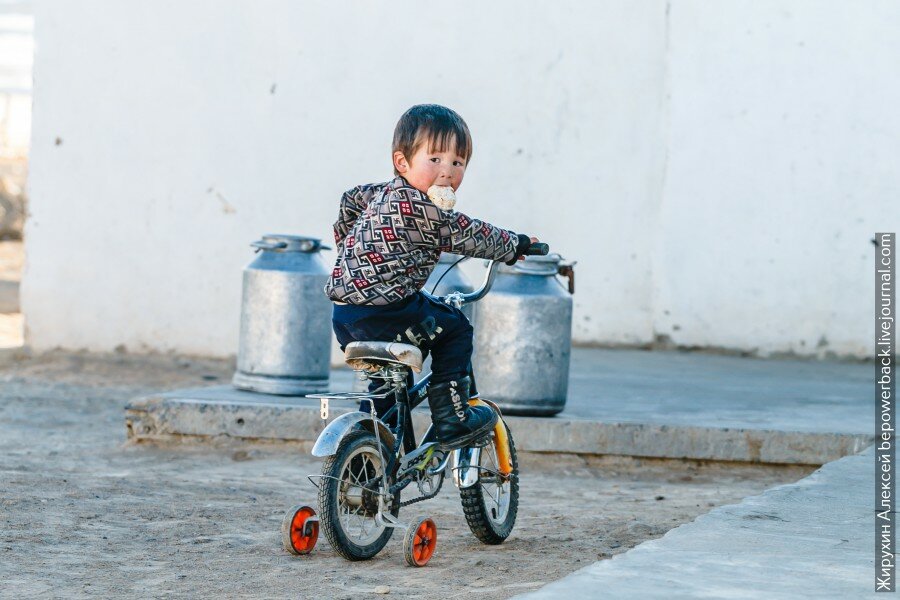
[324,176,528,305]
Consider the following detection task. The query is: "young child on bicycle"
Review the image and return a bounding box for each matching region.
[324,104,537,450]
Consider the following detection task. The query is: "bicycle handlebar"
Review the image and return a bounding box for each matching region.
[450,242,549,306]
[525,242,550,256]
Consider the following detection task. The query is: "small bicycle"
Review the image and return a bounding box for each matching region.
[281,243,549,566]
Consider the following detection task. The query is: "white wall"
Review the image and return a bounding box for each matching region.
[23,0,897,360]
[655,0,899,358]
[0,5,32,158]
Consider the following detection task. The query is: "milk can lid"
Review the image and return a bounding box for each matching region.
[251,234,328,253]
[498,253,563,276]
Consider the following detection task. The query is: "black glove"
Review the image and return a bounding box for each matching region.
[505,234,532,265]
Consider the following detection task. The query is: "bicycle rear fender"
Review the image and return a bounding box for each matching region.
[311,411,396,457]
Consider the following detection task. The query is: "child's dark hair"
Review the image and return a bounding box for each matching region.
[392,104,473,176]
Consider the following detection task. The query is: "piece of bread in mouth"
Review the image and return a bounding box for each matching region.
[426,185,457,211]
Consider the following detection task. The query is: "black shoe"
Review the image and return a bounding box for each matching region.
[427,377,497,450]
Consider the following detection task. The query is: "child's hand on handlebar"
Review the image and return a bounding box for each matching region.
[506,235,547,265]
[518,237,541,261]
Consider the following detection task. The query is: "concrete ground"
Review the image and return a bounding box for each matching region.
[562,348,871,434]
[519,444,877,599]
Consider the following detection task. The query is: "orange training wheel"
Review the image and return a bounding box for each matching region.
[404,518,437,567]
[281,505,319,555]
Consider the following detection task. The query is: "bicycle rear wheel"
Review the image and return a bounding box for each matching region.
[318,430,400,560]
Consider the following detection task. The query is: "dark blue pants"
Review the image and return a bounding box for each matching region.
[332,292,474,417]
[332,291,473,383]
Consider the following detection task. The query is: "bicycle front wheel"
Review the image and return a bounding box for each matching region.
[460,422,519,544]
[318,430,399,560]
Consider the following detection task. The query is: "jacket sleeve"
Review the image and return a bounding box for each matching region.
[332,183,384,245]
[389,186,522,263]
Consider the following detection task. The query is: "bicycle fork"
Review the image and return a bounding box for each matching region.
[451,398,514,489]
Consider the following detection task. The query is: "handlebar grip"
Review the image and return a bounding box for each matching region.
[525,242,550,256]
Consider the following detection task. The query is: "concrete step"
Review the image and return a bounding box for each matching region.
[125,348,874,465]
[126,386,872,465]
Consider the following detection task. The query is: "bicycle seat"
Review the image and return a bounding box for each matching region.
[344,341,423,373]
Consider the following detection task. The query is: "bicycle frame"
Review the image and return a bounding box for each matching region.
[350,367,439,482]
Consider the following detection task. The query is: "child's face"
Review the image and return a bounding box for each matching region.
[393,138,467,194]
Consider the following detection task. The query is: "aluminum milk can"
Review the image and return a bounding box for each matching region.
[473,254,575,416]
[233,234,332,395]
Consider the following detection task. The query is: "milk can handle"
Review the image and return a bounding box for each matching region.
[558,263,576,294]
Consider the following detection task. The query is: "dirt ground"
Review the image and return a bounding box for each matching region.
[0,351,817,599]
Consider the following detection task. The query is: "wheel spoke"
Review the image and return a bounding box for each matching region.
[477,438,511,524]
[354,507,366,536]
[360,455,370,482]
[482,482,501,507]
[346,462,363,488]
[332,444,388,546]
